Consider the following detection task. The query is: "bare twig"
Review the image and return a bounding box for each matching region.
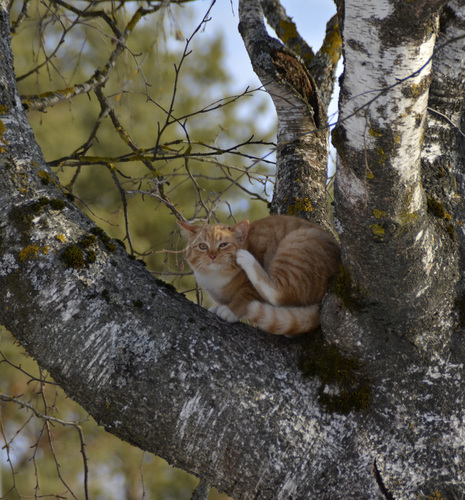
[0,393,90,499]
[108,166,135,254]
[0,348,59,385]
[21,3,159,111]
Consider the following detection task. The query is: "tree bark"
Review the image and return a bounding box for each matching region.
[323,0,465,494]
[324,0,461,354]
[1,1,465,499]
[423,0,465,302]
[238,0,333,229]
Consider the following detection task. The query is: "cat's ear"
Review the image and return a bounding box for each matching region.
[232,220,250,246]
[178,220,201,238]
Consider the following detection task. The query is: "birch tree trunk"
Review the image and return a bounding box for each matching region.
[1,0,465,499]
[324,0,461,354]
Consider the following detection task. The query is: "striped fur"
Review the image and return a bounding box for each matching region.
[246,302,320,336]
[179,215,340,336]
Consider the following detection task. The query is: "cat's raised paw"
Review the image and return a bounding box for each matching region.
[236,249,256,270]
[210,304,238,323]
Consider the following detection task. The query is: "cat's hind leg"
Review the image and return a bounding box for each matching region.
[238,228,322,306]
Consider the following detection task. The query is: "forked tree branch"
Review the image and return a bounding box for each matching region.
[21,3,160,111]
[2,1,465,498]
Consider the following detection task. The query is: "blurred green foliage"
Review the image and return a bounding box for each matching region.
[2,0,276,497]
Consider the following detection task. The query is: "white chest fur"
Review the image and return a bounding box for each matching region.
[194,269,233,302]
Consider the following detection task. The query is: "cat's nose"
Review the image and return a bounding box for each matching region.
[209,254,217,261]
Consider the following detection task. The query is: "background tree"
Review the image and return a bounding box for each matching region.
[1,1,465,500]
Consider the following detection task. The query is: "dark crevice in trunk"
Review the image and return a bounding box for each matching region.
[373,458,396,500]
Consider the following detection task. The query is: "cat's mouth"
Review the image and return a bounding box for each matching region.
[199,260,221,270]
[202,257,238,271]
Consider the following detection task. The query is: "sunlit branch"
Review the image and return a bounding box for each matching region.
[49,137,276,167]
[261,0,314,67]
[310,13,342,111]
[21,3,159,111]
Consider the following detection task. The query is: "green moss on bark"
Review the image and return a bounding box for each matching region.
[61,245,85,268]
[334,264,359,311]
[49,198,66,211]
[299,332,371,414]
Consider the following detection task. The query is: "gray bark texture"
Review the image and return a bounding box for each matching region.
[238,0,333,229]
[1,0,465,499]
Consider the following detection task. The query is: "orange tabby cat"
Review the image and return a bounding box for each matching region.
[178,215,340,336]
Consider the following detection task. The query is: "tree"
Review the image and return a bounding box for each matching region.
[2,0,272,496]
[1,0,465,498]
[1,0,271,496]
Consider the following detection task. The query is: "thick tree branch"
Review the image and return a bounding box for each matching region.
[421,0,465,338]
[238,0,331,229]
[261,0,341,115]
[260,0,315,68]
[310,14,342,115]
[0,4,377,498]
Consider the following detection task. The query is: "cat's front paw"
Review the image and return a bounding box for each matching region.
[236,249,256,271]
[209,304,238,323]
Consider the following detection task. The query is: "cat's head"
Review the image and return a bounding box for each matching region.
[178,220,249,272]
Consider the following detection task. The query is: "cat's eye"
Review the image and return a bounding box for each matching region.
[198,243,208,250]
[218,242,228,249]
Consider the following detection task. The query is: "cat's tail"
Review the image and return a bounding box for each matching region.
[246,301,320,336]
